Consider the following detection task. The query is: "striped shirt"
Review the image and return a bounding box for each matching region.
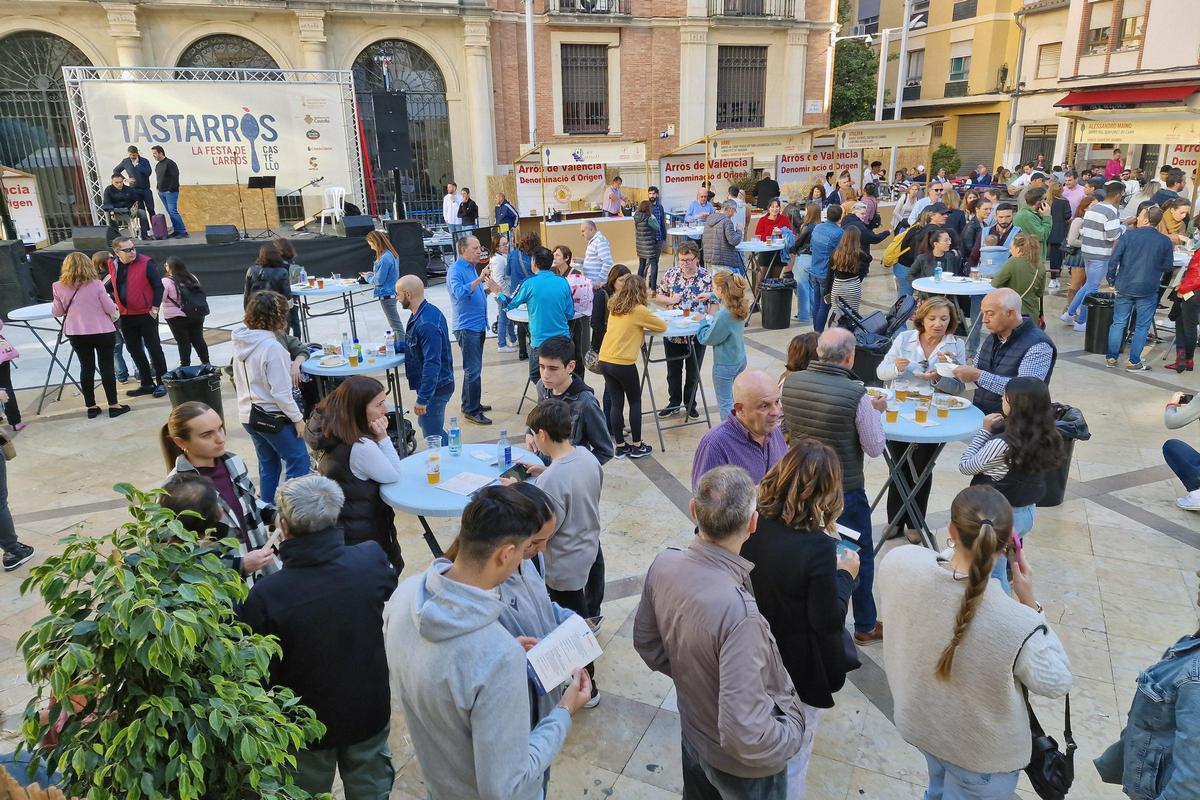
[581,231,612,285]
[958,429,1010,481]
[1080,201,1123,260]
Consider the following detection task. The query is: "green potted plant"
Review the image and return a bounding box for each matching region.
[16,484,327,799]
[931,144,963,179]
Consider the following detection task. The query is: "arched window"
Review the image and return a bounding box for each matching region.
[0,31,94,242]
[176,34,279,77]
[352,40,453,220]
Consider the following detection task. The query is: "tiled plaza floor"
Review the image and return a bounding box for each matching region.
[0,264,1196,799]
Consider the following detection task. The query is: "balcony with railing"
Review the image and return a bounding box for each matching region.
[547,0,631,16]
[944,80,969,98]
[707,0,795,20]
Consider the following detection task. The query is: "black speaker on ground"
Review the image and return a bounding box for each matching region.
[373,93,413,172]
[0,241,32,319]
[72,226,110,251]
[342,215,375,237]
[205,225,240,245]
[387,220,427,284]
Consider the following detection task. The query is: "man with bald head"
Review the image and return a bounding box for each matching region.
[940,287,1057,415]
[397,274,455,445]
[782,327,887,644]
[691,369,787,490]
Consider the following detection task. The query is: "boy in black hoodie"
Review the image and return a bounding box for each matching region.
[530,336,614,465]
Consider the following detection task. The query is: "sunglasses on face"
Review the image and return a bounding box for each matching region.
[118,247,136,253]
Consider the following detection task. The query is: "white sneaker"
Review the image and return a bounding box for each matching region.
[1176,489,1200,511]
[497,345,517,353]
[1061,311,1075,324]
[1049,279,1060,290]
[1073,322,1087,332]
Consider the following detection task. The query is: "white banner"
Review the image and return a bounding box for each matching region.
[515,161,606,214]
[2,169,48,246]
[776,149,862,200]
[1164,144,1200,199]
[78,79,357,205]
[658,155,753,211]
[541,141,646,167]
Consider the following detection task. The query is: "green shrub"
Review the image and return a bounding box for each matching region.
[931,144,963,178]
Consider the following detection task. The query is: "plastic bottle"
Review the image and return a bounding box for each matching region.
[384,329,395,354]
[933,264,943,282]
[353,337,363,361]
[298,265,307,286]
[497,428,511,468]
[340,331,351,357]
[448,416,462,457]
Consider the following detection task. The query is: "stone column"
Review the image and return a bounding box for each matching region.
[781,28,808,127]
[102,3,144,67]
[678,23,709,145]
[295,11,328,71]
[463,17,498,218]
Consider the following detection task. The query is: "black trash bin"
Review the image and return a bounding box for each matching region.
[1083,292,1115,355]
[162,365,224,420]
[1038,403,1091,507]
[851,332,892,388]
[760,278,795,330]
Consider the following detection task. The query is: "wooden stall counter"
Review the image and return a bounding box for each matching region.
[517,213,637,265]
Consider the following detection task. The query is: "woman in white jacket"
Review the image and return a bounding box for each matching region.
[232,290,309,504]
[877,296,967,543]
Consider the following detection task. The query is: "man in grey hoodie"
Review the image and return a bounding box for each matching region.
[386,486,593,800]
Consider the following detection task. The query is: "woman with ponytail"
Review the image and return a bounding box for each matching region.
[879,484,1071,799]
[697,270,750,419]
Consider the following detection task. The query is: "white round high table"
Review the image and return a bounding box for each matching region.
[290,279,376,341]
[7,302,80,414]
[911,276,994,355]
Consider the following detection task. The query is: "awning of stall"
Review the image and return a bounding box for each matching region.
[661,126,820,160]
[831,118,946,150]
[1056,108,1200,145]
[1054,85,1200,108]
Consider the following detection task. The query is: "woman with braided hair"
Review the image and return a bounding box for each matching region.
[878,484,1071,799]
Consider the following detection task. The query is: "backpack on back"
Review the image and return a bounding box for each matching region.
[881,229,911,268]
[177,281,210,321]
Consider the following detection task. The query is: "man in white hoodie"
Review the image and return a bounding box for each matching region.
[386,485,592,800]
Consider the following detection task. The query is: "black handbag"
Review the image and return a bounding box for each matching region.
[1024,687,1076,800]
[249,403,288,434]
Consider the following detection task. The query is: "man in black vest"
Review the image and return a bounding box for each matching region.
[781,328,888,645]
[942,288,1057,415]
[240,474,398,798]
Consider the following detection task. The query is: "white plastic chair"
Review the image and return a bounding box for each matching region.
[318,187,346,234]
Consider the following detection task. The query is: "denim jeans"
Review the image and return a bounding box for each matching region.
[242,421,310,505]
[113,327,130,381]
[158,190,187,234]
[921,750,1020,800]
[893,263,913,302]
[681,734,786,800]
[1065,259,1108,323]
[712,357,747,420]
[785,704,822,800]
[1107,292,1158,364]
[810,274,831,332]
[294,724,394,800]
[378,296,405,336]
[792,255,812,322]
[990,504,1035,594]
[638,255,661,289]
[1164,439,1200,492]
[497,307,512,348]
[455,329,485,416]
[839,488,876,632]
[418,386,453,446]
[0,750,56,789]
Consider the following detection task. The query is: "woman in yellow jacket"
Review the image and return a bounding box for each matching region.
[598,273,667,458]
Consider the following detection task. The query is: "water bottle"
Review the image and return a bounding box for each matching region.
[933,264,943,282]
[384,329,395,354]
[340,331,351,357]
[448,416,462,457]
[497,428,511,468]
[298,265,307,286]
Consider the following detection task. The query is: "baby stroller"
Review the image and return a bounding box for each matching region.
[836,294,917,387]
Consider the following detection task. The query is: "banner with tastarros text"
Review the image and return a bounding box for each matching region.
[78,78,357,206]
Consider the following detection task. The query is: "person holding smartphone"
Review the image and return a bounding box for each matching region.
[1164,391,1200,511]
[740,439,860,798]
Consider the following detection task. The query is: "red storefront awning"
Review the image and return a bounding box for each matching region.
[1055,84,1200,107]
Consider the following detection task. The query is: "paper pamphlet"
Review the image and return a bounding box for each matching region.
[526,614,603,696]
[436,471,494,496]
[835,523,861,542]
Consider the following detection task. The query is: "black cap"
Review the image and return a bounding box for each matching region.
[1030,171,1048,180]
[927,202,950,214]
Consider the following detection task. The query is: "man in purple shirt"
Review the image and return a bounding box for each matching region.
[691,370,787,490]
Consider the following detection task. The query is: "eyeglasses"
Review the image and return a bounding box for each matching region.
[118,247,136,253]
[933,188,945,193]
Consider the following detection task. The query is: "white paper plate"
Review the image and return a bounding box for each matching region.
[319,356,348,367]
[935,362,957,377]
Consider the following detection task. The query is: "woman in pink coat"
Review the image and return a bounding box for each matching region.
[52,252,130,419]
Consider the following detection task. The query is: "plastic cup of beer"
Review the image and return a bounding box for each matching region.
[348,353,359,368]
[936,397,950,418]
[895,384,910,402]
[307,276,316,287]
[425,437,442,483]
[317,277,325,289]
[970,267,981,282]
[914,405,929,423]
[885,403,899,424]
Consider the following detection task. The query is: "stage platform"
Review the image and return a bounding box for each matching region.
[31,229,376,299]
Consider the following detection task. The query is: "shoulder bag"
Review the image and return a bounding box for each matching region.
[1020,268,1046,329]
[236,356,289,434]
[1024,687,1075,799]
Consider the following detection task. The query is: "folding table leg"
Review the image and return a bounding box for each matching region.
[418,515,444,558]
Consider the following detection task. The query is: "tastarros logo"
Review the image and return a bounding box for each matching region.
[306,130,320,140]
[115,106,278,172]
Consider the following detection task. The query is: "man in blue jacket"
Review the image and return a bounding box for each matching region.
[648,186,667,247]
[494,192,519,235]
[808,204,845,332]
[398,274,455,444]
[1105,205,1175,372]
